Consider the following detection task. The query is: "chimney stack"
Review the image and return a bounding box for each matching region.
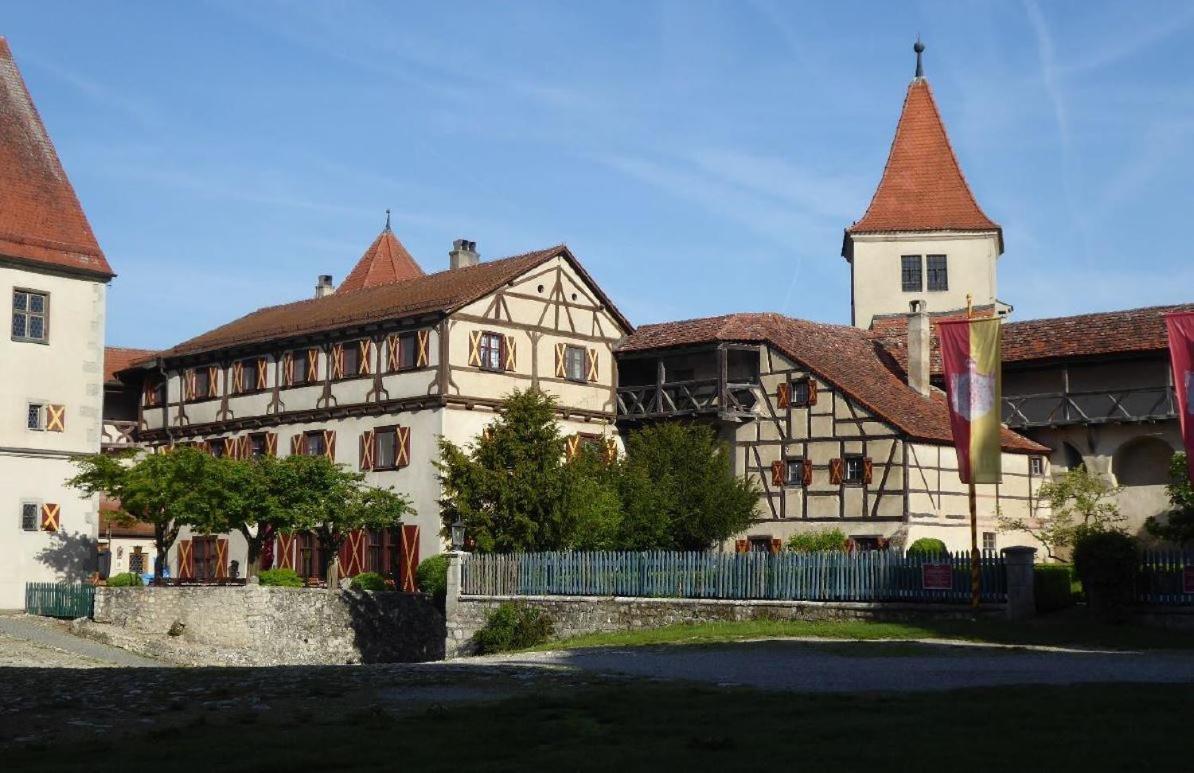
[907,300,930,397]
[314,274,334,299]
[449,239,479,270]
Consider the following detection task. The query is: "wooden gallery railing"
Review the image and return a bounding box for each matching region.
[617,379,758,419]
[1002,386,1176,429]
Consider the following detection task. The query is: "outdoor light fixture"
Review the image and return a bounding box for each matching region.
[450,517,466,551]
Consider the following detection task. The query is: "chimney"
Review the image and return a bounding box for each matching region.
[907,300,930,397]
[314,274,334,299]
[449,239,479,270]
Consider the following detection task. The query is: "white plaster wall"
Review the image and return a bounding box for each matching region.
[850,231,999,328]
[0,264,105,608]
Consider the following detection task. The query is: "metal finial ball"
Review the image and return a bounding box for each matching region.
[914,40,925,53]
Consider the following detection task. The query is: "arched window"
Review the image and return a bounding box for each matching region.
[1114,437,1174,487]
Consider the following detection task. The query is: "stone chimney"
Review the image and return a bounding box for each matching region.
[449,239,479,270]
[907,300,930,397]
[314,274,334,299]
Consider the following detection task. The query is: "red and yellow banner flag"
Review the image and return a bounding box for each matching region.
[938,317,1002,484]
[1165,311,1194,483]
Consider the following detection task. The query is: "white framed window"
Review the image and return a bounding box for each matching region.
[564,345,586,382]
[982,531,996,552]
[843,455,866,484]
[20,502,39,531]
[12,289,49,343]
[1029,456,1044,476]
[27,403,44,431]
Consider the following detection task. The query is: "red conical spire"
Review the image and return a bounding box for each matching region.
[847,72,1000,241]
[337,213,424,293]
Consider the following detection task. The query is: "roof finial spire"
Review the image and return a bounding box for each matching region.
[914,36,925,79]
[384,208,391,231]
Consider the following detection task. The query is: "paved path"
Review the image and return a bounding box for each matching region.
[0,614,159,668]
[477,638,1194,692]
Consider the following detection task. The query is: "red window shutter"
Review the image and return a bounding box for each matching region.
[215,538,229,579]
[416,329,430,367]
[396,426,410,467]
[776,382,790,409]
[340,529,366,576]
[307,348,320,380]
[734,539,748,554]
[770,460,784,486]
[40,503,60,531]
[399,524,420,592]
[359,429,375,471]
[503,335,517,371]
[565,435,580,461]
[265,432,278,457]
[555,343,567,378]
[331,344,345,380]
[863,457,874,484]
[207,366,220,397]
[256,358,269,390]
[586,348,599,382]
[290,433,304,456]
[807,380,819,406]
[184,369,196,401]
[386,334,399,372]
[275,533,295,570]
[770,538,783,555]
[323,430,336,462]
[231,361,244,394]
[282,352,294,386]
[468,331,482,367]
[359,339,373,376]
[603,437,618,464]
[802,459,813,486]
[829,458,844,485]
[223,437,237,459]
[46,404,65,432]
[177,539,194,580]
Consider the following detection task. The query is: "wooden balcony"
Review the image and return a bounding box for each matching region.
[617,378,759,420]
[101,420,140,449]
[1002,386,1176,429]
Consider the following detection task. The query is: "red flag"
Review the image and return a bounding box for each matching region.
[1165,311,1194,482]
[938,317,1002,485]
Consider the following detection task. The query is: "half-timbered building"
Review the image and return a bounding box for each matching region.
[122,229,630,585]
[616,312,1048,552]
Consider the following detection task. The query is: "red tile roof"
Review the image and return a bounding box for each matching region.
[1001,303,1194,364]
[618,313,1044,453]
[99,507,156,539]
[337,227,425,293]
[0,38,112,278]
[870,305,998,375]
[844,79,1000,255]
[104,347,156,385]
[150,245,632,361]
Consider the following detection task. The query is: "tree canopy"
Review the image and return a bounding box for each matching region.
[997,466,1125,560]
[1146,452,1194,546]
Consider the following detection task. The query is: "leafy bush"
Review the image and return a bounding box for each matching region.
[473,603,553,654]
[1073,530,1137,621]
[906,538,948,556]
[416,555,449,609]
[786,529,847,553]
[349,571,388,592]
[257,568,304,587]
[106,572,142,587]
[1034,564,1076,613]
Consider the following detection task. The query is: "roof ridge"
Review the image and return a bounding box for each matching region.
[1005,302,1194,327]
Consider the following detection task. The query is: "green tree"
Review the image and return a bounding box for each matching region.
[437,389,576,552]
[564,446,624,551]
[271,454,412,574]
[1145,452,1194,546]
[997,466,1125,560]
[618,423,758,551]
[68,447,223,582]
[206,456,288,576]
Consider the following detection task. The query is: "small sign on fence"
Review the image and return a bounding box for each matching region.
[1183,567,1194,594]
[921,563,953,590]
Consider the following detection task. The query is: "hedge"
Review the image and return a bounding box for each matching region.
[1034,564,1075,613]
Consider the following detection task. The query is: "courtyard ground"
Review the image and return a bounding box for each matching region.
[3,613,1194,770]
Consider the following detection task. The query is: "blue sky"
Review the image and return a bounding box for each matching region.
[6,1,1194,348]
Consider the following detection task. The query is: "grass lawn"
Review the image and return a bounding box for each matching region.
[527,615,1194,652]
[10,682,1193,771]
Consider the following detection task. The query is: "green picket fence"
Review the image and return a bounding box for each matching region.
[462,550,1006,604]
[25,582,96,619]
[1138,550,1194,605]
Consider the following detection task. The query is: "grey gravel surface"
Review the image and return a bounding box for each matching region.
[476,639,1194,692]
[0,614,160,668]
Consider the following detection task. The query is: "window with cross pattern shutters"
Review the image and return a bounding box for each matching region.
[192,536,218,580]
[26,403,43,430]
[304,431,326,457]
[564,345,586,382]
[843,455,866,484]
[375,427,398,469]
[479,332,503,371]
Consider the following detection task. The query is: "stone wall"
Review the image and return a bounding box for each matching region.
[87,585,444,665]
[446,594,1004,657]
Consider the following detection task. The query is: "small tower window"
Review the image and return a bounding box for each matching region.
[901,255,922,292]
[927,255,948,291]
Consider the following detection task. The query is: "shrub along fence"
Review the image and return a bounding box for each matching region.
[1138,550,1194,606]
[461,550,1007,604]
[25,582,96,619]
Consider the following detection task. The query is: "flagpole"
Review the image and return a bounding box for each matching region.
[966,294,980,611]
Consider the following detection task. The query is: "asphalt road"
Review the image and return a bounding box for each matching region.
[478,639,1194,692]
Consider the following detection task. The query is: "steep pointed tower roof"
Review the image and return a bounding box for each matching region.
[337,213,425,293]
[0,38,112,278]
[846,43,1001,253]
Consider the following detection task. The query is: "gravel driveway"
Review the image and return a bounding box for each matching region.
[477,639,1194,692]
[0,614,159,668]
